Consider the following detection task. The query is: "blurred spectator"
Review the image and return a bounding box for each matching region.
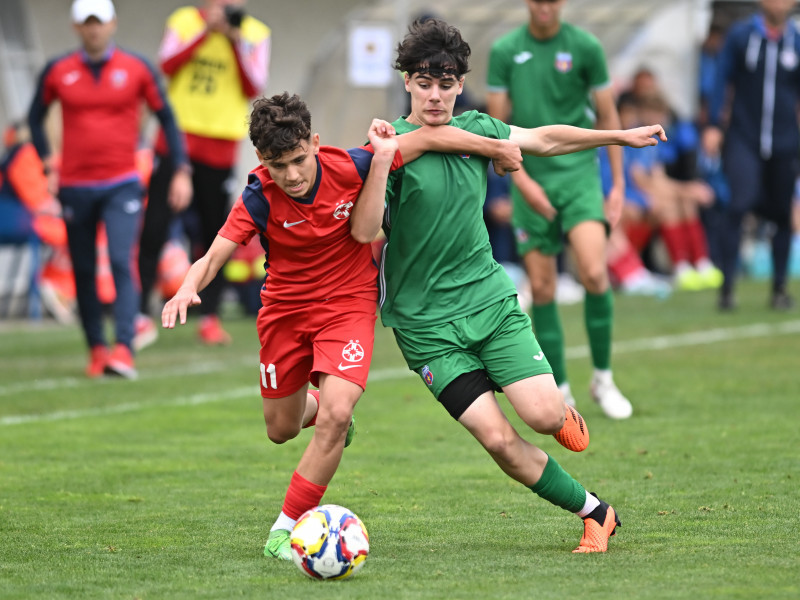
[136,0,271,349]
[0,123,75,323]
[27,0,192,378]
[706,0,799,311]
[698,23,727,128]
[604,94,722,292]
[487,0,632,418]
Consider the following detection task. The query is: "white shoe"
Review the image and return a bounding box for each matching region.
[133,314,158,352]
[590,372,633,419]
[559,382,576,408]
[621,271,672,299]
[556,273,585,305]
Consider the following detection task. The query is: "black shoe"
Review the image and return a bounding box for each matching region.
[771,291,794,311]
[718,290,736,312]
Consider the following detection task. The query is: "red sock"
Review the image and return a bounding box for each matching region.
[282,470,327,520]
[303,389,319,428]
[624,222,653,252]
[608,246,645,283]
[660,223,690,265]
[685,218,710,264]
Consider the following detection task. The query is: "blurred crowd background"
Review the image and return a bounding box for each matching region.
[1,0,798,325]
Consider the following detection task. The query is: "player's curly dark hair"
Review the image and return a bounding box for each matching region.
[248,93,312,159]
[394,18,471,78]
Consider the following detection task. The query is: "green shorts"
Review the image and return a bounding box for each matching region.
[392,295,553,400]
[511,171,606,256]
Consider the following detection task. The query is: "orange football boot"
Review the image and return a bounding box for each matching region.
[573,495,621,553]
[553,404,590,452]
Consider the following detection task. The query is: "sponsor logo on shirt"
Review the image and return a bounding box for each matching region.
[333,201,353,220]
[513,51,533,64]
[63,70,81,86]
[283,219,306,228]
[555,52,573,73]
[111,69,129,88]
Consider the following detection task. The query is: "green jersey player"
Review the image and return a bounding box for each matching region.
[352,18,665,553]
[487,0,633,419]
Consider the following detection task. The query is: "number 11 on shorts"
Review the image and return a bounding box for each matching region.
[261,362,277,390]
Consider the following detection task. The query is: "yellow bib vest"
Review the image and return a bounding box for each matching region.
[166,7,270,141]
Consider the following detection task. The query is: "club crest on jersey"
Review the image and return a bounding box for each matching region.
[555,52,573,73]
[460,154,471,159]
[421,365,434,386]
[111,69,129,88]
[514,227,529,244]
[333,201,353,220]
[342,340,364,363]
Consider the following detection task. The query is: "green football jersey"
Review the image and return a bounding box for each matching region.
[379,110,517,329]
[487,22,610,179]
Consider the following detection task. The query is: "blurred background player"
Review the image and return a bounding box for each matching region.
[162,92,525,561]
[706,0,799,311]
[27,0,192,378]
[487,0,632,419]
[135,0,270,349]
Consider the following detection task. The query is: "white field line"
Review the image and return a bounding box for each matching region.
[2,320,799,427]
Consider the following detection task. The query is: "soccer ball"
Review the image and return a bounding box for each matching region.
[290,504,369,580]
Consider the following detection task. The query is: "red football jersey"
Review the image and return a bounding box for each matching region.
[219,145,403,303]
[32,48,172,186]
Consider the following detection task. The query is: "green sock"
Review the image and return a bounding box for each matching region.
[584,289,613,371]
[529,454,586,513]
[531,301,566,385]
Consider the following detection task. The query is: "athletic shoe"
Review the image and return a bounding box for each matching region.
[698,265,724,289]
[86,345,109,378]
[345,415,356,448]
[133,314,158,352]
[718,290,736,312]
[264,529,292,561]
[771,290,794,311]
[558,382,576,408]
[198,315,232,345]
[675,268,704,291]
[621,271,672,299]
[573,493,621,553]
[556,272,585,305]
[104,344,138,379]
[590,373,633,420]
[553,405,589,452]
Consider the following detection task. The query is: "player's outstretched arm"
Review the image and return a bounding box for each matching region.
[398,125,522,175]
[162,235,238,328]
[510,124,667,157]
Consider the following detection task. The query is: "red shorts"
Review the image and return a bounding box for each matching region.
[256,294,377,398]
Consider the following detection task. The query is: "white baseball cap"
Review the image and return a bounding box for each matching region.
[71,0,116,24]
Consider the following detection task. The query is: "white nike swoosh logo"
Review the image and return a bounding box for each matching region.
[514,51,533,64]
[338,364,363,371]
[533,352,544,361]
[283,219,306,228]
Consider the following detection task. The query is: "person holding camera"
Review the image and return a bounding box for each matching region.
[136,0,271,349]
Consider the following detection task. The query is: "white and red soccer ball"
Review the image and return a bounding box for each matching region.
[290,504,369,580]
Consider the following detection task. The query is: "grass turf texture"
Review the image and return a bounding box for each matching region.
[1,280,798,599]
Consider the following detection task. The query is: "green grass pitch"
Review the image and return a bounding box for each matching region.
[1,280,798,599]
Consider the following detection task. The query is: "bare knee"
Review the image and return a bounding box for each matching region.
[265,421,301,445]
[533,388,565,434]
[579,265,608,295]
[479,427,520,461]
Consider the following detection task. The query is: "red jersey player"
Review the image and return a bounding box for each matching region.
[161,92,521,561]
